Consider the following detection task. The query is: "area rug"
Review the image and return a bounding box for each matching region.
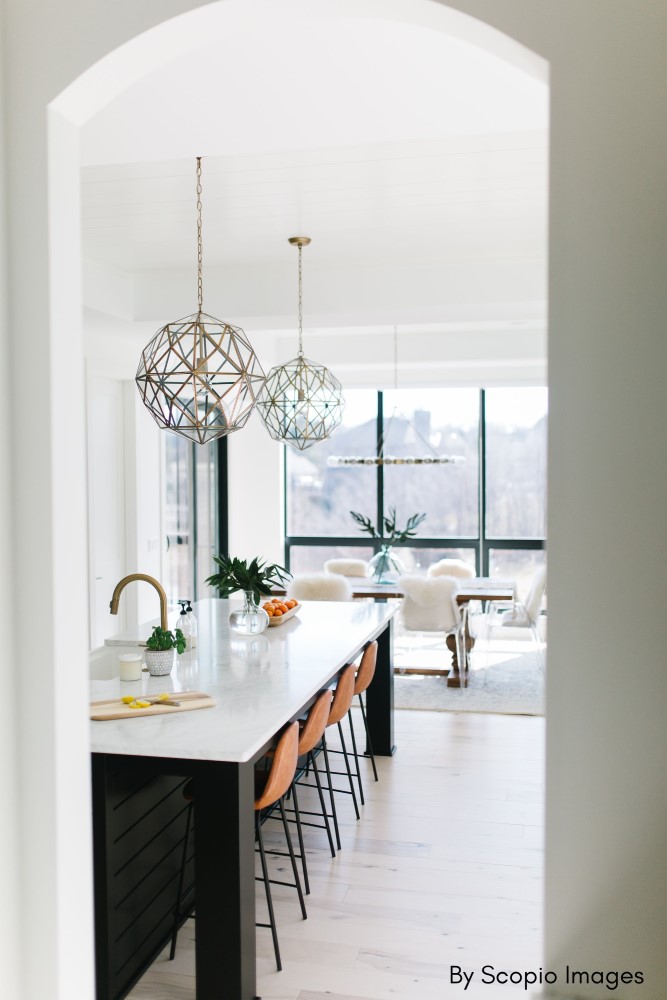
[393,639,545,716]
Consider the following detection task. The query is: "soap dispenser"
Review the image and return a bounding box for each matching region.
[176,600,193,650]
[185,600,198,648]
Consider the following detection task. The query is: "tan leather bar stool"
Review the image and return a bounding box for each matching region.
[353,641,379,783]
[315,664,361,850]
[322,644,377,808]
[262,689,335,895]
[170,721,305,973]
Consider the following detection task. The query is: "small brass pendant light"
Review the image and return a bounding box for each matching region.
[257,236,345,451]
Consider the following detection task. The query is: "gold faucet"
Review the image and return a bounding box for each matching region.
[110,574,169,631]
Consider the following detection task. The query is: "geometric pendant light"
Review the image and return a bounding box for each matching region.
[136,157,266,445]
[256,236,345,451]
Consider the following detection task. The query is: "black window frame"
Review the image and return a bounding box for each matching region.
[283,388,546,574]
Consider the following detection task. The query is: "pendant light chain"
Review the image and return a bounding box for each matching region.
[196,156,203,313]
[297,241,304,358]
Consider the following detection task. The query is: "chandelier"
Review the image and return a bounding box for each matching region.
[327,454,465,467]
[136,157,266,444]
[256,236,344,451]
[327,326,464,468]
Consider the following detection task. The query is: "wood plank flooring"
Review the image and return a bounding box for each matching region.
[128,708,545,1000]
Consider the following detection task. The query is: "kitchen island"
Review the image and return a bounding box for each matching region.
[90,598,396,1000]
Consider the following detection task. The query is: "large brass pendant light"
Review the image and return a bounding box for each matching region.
[257,236,344,451]
[136,157,265,444]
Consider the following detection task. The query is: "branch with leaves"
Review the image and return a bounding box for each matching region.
[350,506,426,545]
[205,555,291,605]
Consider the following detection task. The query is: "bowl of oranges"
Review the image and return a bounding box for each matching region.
[262,597,300,626]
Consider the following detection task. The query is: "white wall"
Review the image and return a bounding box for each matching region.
[1,2,666,999]
[0,6,22,995]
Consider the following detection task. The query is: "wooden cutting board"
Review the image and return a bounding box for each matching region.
[90,691,215,721]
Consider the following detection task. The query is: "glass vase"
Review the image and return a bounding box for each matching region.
[228,590,270,636]
[368,545,405,584]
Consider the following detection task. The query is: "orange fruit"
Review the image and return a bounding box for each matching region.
[271,598,282,605]
[265,606,275,616]
[285,600,296,609]
[273,608,283,617]
[276,603,288,613]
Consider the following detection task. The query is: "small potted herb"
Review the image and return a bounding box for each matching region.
[144,626,186,676]
[206,555,291,635]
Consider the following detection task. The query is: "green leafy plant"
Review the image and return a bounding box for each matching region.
[145,626,186,655]
[350,506,426,545]
[206,555,291,605]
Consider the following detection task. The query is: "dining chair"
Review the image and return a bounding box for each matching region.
[169,721,305,973]
[323,558,370,578]
[427,558,475,580]
[397,574,467,674]
[286,573,353,602]
[471,564,547,672]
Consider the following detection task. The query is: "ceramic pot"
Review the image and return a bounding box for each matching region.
[144,648,175,676]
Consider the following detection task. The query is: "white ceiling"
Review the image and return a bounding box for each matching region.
[80,7,549,383]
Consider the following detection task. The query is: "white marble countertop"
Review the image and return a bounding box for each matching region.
[90,598,395,764]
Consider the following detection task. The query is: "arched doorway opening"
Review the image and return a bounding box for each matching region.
[38,2,549,997]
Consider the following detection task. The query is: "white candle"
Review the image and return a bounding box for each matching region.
[119,653,143,681]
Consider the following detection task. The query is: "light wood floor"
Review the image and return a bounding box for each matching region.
[129,707,545,1000]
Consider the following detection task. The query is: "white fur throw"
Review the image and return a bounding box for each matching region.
[427,558,475,580]
[398,574,461,631]
[324,558,369,578]
[287,573,353,602]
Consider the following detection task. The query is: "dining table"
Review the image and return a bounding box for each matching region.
[89,597,396,1000]
[346,577,514,687]
[274,576,515,687]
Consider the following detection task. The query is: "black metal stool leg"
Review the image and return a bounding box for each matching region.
[337,721,361,819]
[321,735,342,850]
[347,710,365,805]
[279,798,307,920]
[256,811,282,971]
[309,750,336,858]
[289,780,310,894]
[359,692,379,781]
[169,801,192,961]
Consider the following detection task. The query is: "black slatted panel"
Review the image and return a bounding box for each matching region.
[93,756,195,1000]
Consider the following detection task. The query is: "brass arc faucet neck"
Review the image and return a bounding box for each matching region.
[110,574,168,631]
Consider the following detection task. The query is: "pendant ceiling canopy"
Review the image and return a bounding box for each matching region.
[257,236,344,451]
[136,157,265,445]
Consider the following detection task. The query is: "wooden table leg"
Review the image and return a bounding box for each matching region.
[446,609,474,688]
[193,759,260,1000]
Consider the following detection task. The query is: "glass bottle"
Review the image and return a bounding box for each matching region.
[176,600,193,650]
[185,600,198,648]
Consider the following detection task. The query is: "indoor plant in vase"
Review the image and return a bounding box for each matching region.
[206,555,291,635]
[144,626,186,676]
[350,507,427,584]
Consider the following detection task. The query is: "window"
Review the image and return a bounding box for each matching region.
[383,389,479,537]
[485,387,548,539]
[285,389,546,575]
[286,389,377,538]
[162,436,220,602]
